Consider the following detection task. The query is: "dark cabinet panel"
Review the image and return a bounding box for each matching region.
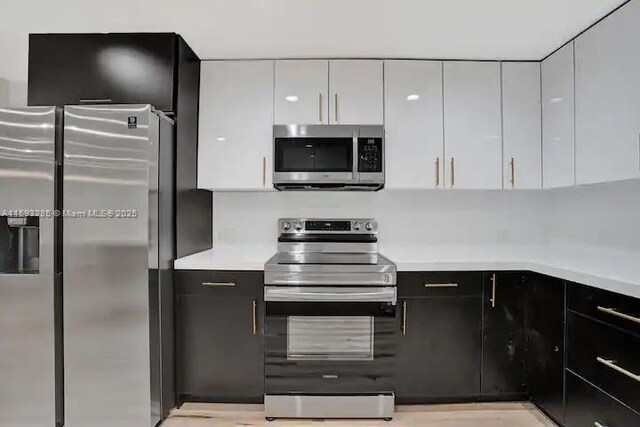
[565,370,640,427]
[568,282,640,336]
[527,273,566,425]
[395,295,482,402]
[397,271,483,298]
[175,270,264,403]
[29,33,176,111]
[567,311,640,412]
[481,272,527,396]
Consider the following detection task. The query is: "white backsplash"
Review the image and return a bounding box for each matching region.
[210,180,640,268]
[210,189,548,260]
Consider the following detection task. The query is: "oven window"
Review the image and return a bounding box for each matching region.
[274,138,353,172]
[287,316,374,361]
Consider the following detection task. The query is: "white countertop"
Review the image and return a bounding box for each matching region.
[175,245,640,298]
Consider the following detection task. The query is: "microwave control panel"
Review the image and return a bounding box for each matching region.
[358,137,383,173]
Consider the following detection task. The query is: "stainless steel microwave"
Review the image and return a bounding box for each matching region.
[273,124,384,191]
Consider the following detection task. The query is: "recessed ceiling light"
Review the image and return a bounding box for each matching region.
[550,97,563,104]
[407,94,420,101]
[217,137,226,142]
[286,95,299,102]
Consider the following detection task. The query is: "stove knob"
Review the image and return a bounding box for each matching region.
[353,222,361,231]
[294,222,303,231]
[365,222,374,231]
[282,221,291,231]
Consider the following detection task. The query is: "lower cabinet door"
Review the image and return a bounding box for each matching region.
[481,272,527,396]
[395,296,482,402]
[566,370,640,427]
[527,273,566,424]
[176,273,264,402]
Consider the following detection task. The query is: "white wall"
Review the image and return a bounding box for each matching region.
[210,190,547,262]
[0,78,9,106]
[210,182,640,279]
[542,179,640,280]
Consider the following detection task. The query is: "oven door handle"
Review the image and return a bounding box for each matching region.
[264,286,397,303]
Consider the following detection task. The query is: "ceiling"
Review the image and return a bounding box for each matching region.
[0,0,627,82]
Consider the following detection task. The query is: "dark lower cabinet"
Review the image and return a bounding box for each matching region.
[481,272,527,396]
[175,270,264,403]
[395,273,482,402]
[527,273,566,425]
[565,370,640,427]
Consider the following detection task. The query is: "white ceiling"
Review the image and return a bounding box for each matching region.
[0,0,627,82]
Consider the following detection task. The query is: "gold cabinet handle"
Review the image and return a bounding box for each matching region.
[490,273,497,308]
[252,300,258,335]
[597,306,640,325]
[402,301,407,335]
[334,93,339,123]
[202,282,235,287]
[435,157,440,187]
[596,357,640,382]
[450,157,455,188]
[318,93,323,123]
[262,156,267,188]
[509,157,515,188]
[424,283,458,288]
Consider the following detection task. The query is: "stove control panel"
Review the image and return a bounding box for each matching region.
[279,218,377,234]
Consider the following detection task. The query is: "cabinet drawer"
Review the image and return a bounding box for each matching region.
[566,370,640,427]
[175,270,264,295]
[397,272,482,298]
[568,311,640,412]
[568,282,640,335]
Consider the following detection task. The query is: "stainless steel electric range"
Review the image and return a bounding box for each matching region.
[264,218,397,421]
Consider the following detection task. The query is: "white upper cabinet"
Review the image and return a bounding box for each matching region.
[329,60,384,124]
[384,60,444,189]
[198,61,274,191]
[443,61,502,189]
[274,60,329,125]
[575,0,640,185]
[502,62,542,189]
[542,42,575,188]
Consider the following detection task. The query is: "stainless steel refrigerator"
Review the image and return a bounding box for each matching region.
[62,104,174,427]
[0,106,63,426]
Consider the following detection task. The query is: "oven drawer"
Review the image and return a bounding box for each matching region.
[566,370,640,427]
[567,311,640,412]
[397,272,482,298]
[568,282,640,335]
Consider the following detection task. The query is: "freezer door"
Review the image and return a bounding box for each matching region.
[63,105,159,427]
[0,106,59,426]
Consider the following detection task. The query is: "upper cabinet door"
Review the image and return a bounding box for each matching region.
[542,42,575,189]
[502,62,542,189]
[443,62,502,189]
[575,1,640,185]
[384,61,444,189]
[329,60,384,124]
[28,33,176,111]
[198,61,274,191]
[274,60,329,125]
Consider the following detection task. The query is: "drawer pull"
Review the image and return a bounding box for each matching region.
[402,301,407,336]
[252,300,257,335]
[202,282,236,287]
[597,306,640,325]
[594,422,608,427]
[596,357,640,382]
[424,283,458,288]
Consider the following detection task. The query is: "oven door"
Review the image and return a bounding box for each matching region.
[264,286,397,396]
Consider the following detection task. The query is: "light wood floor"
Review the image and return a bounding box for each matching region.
[162,402,558,426]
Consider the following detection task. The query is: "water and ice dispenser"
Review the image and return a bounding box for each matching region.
[0,216,40,274]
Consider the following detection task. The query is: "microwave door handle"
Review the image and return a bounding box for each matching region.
[352,134,358,181]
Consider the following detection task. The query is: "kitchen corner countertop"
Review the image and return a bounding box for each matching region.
[175,246,640,299]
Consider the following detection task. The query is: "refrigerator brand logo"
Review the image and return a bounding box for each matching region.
[127,116,138,129]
